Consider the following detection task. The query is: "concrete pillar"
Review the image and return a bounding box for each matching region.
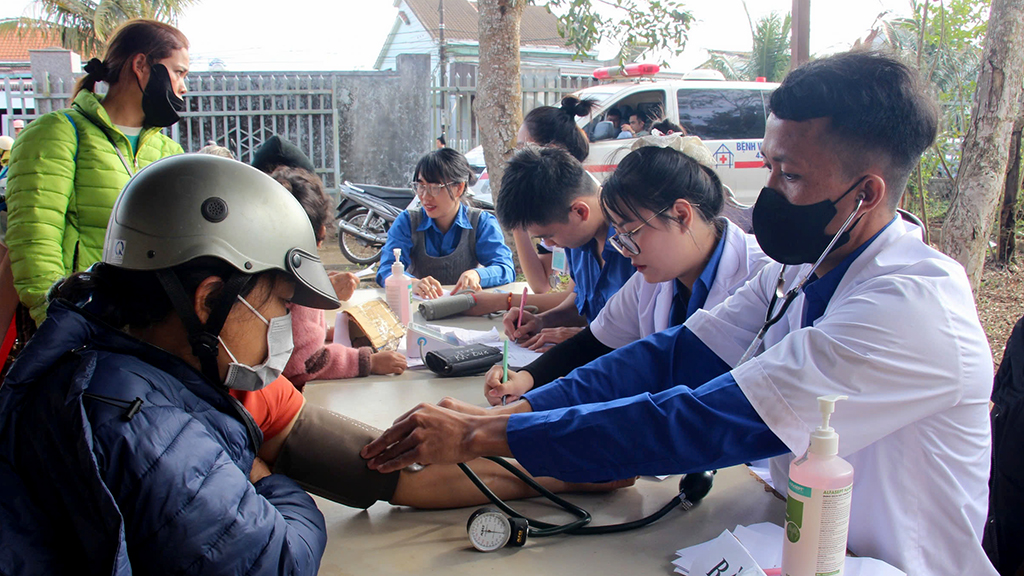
[29,48,82,113]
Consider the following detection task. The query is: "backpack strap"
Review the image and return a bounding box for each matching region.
[62,113,80,163]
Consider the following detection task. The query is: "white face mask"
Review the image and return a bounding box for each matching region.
[218,295,293,391]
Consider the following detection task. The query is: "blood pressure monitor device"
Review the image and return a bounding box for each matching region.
[467,507,529,551]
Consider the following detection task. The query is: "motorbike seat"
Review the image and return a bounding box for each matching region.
[349,183,415,199]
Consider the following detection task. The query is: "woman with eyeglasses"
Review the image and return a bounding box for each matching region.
[484,140,771,404]
[376,148,514,298]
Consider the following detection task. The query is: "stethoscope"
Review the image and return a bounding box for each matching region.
[736,197,864,366]
[460,457,715,552]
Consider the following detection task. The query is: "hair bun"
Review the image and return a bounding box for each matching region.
[83,58,108,79]
[560,96,597,119]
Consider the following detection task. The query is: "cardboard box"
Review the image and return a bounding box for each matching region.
[341,298,405,352]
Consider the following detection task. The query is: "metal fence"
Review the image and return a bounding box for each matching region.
[3,65,598,183]
[431,71,598,153]
[169,72,340,190]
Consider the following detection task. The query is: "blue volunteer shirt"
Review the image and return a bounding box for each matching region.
[377,204,515,288]
[507,221,894,483]
[566,227,635,322]
[668,229,727,326]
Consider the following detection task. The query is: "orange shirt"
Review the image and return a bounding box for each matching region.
[229,375,304,440]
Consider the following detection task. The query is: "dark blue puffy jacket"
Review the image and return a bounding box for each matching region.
[0,299,327,575]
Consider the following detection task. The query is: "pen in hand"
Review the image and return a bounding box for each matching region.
[501,338,509,406]
[516,287,527,331]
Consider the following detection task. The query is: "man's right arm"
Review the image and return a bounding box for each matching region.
[523,324,732,412]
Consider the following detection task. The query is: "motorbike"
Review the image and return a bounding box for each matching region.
[335,182,411,265]
[335,180,495,265]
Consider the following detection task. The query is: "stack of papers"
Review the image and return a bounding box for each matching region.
[399,324,544,370]
[672,523,906,576]
[423,324,543,367]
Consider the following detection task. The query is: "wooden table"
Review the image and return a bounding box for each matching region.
[304,287,786,575]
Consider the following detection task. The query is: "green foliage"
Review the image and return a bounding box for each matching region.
[696,9,791,82]
[878,0,991,227]
[0,0,197,57]
[545,0,694,65]
[744,11,791,82]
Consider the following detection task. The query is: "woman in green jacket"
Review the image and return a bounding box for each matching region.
[5,19,189,327]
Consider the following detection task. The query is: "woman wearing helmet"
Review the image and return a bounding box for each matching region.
[0,155,332,574]
[5,19,188,331]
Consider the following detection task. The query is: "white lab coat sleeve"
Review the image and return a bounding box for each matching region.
[731,270,974,457]
[589,271,644,349]
[685,263,778,367]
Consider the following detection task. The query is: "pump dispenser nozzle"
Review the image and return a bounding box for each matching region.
[809,394,848,456]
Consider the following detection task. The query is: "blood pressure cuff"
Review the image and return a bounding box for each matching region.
[273,403,399,509]
[418,293,476,321]
[424,343,502,377]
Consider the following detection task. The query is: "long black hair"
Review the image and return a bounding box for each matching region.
[600,146,725,229]
[522,96,596,162]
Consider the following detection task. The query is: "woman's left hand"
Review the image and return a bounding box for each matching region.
[329,271,359,302]
[452,269,482,294]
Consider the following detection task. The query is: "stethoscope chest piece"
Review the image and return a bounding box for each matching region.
[467,507,529,552]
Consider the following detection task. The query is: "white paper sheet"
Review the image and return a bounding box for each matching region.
[423,324,543,366]
[353,265,377,279]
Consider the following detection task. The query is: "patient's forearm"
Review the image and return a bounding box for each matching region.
[390,459,633,509]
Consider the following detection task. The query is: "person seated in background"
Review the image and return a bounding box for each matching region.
[376,148,514,298]
[484,138,769,404]
[252,133,318,174]
[512,95,597,295]
[469,146,635,350]
[651,119,685,135]
[618,111,651,138]
[271,167,407,388]
[198,140,234,158]
[605,107,623,132]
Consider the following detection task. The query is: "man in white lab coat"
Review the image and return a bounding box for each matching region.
[363,51,996,576]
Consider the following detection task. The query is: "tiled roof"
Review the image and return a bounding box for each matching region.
[0,28,63,62]
[404,0,570,48]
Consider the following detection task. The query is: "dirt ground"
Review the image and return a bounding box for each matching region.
[319,225,1024,369]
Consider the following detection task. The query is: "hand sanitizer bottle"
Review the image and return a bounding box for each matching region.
[385,248,411,325]
[782,394,854,576]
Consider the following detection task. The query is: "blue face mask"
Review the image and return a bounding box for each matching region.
[751,177,866,265]
[218,295,293,391]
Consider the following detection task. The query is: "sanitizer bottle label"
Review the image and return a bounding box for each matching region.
[784,479,852,576]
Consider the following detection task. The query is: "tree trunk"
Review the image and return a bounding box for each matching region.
[996,111,1023,264]
[940,0,1024,291]
[475,0,525,203]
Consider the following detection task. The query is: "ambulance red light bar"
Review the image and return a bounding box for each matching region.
[592,63,660,80]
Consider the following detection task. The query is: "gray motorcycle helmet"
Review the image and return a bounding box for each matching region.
[103,154,340,310]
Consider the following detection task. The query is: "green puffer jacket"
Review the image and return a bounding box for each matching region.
[6,90,183,325]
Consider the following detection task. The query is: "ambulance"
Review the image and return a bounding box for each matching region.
[467,66,779,205]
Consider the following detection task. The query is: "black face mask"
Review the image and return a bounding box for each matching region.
[751,177,866,265]
[139,63,184,128]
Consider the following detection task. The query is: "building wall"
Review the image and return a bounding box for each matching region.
[336,53,432,187]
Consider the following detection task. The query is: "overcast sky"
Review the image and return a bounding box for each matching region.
[2,0,916,72]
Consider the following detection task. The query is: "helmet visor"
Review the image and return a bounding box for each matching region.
[286,248,341,310]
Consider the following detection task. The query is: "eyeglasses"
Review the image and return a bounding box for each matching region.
[410,181,455,197]
[609,205,681,256]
